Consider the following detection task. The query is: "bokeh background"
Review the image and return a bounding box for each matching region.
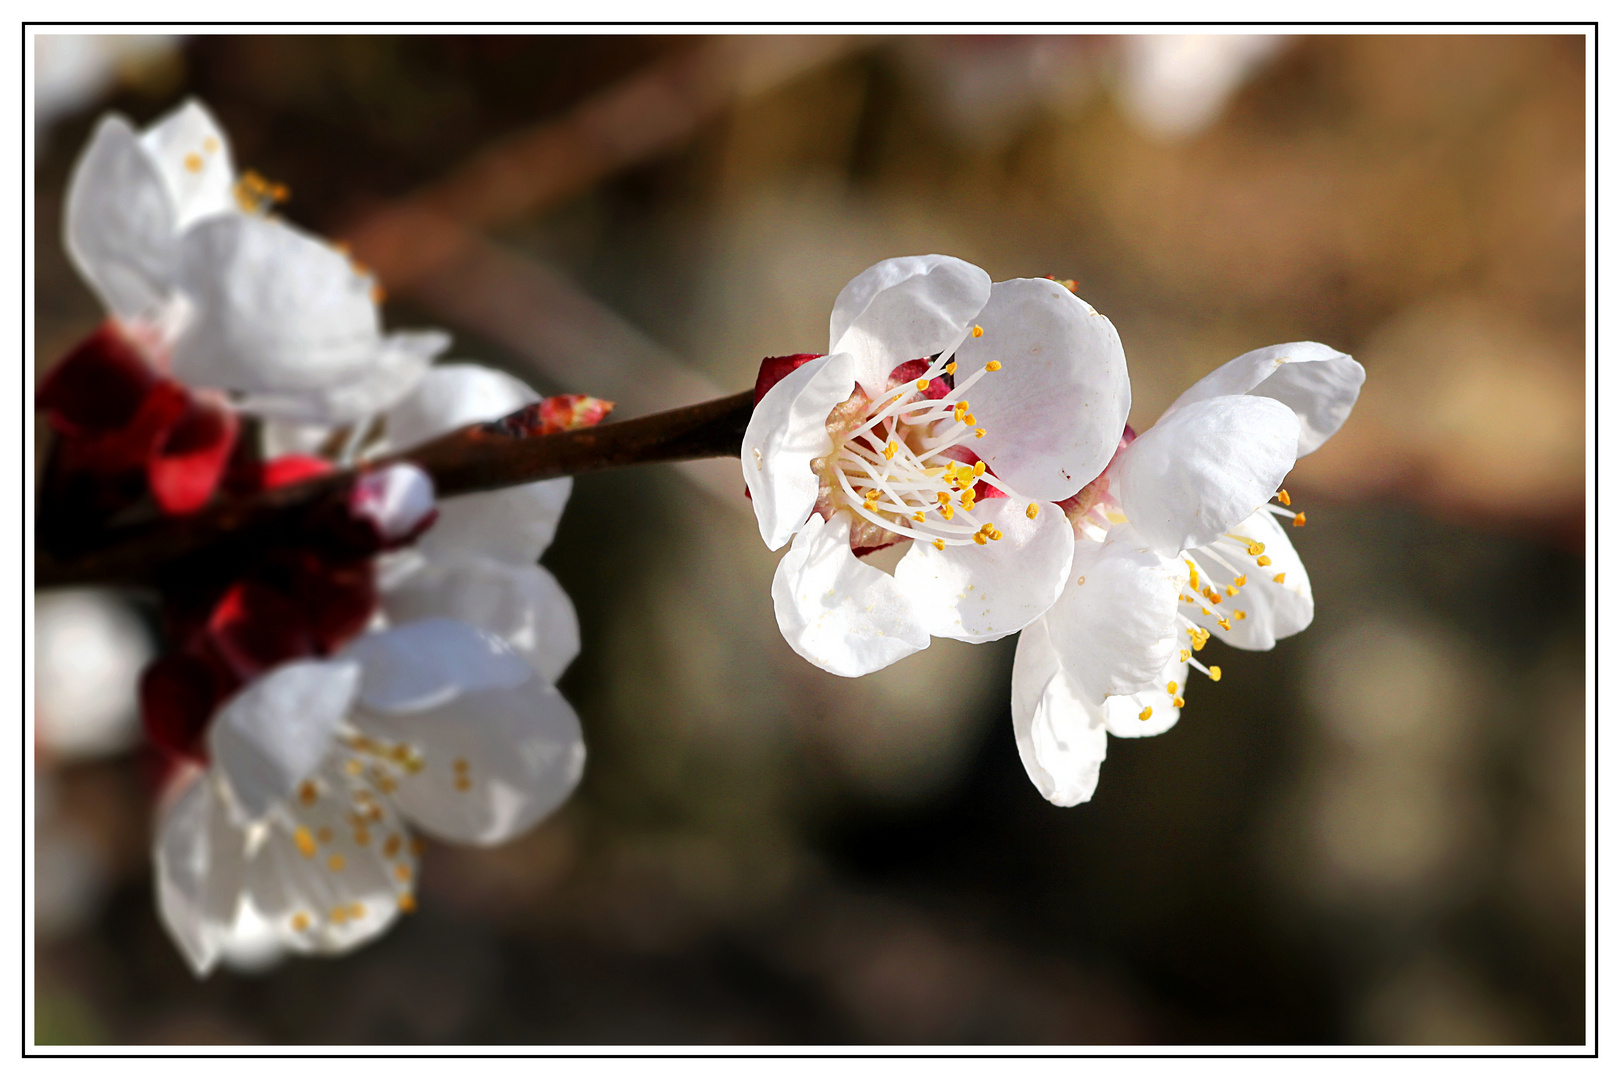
[31,33,1588,1045]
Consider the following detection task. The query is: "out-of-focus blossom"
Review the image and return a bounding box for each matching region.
[1116,35,1288,140]
[62,98,446,428]
[1012,341,1364,805]
[741,255,1130,677]
[35,589,154,759]
[34,34,182,135]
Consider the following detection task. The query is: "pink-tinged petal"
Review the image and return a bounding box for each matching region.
[1101,653,1189,738]
[154,769,247,976]
[1116,394,1300,558]
[1188,509,1313,650]
[893,497,1073,643]
[173,215,379,394]
[953,278,1132,501]
[354,677,585,846]
[741,353,855,551]
[382,556,580,683]
[770,512,930,677]
[1044,527,1187,702]
[349,464,436,545]
[64,114,177,322]
[382,362,537,452]
[1010,617,1109,806]
[343,618,532,715]
[207,660,361,824]
[137,98,237,230]
[419,479,572,567]
[1161,341,1364,457]
[828,255,991,396]
[242,755,415,955]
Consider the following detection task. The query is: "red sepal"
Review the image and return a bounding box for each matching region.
[148,392,240,514]
[886,358,952,400]
[754,354,824,405]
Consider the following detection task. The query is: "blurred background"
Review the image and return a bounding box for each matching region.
[31,33,1587,1045]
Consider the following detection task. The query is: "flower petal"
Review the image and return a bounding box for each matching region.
[1189,509,1313,650]
[343,618,532,714]
[1100,652,1189,738]
[173,214,379,394]
[240,330,449,426]
[381,362,538,452]
[419,479,572,567]
[207,660,362,824]
[349,463,437,545]
[740,353,854,551]
[242,755,416,954]
[1161,341,1365,457]
[154,770,246,976]
[137,98,237,231]
[893,496,1073,643]
[354,678,585,846]
[1010,617,1109,806]
[828,255,992,395]
[1116,394,1300,558]
[382,556,580,683]
[952,278,1132,501]
[1044,527,1187,702]
[64,114,176,322]
[770,512,931,677]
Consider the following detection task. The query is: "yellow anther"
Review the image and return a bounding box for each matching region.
[294,827,316,859]
[1208,666,1222,682]
[946,362,957,375]
[1274,572,1287,583]
[954,402,969,419]
[973,461,986,476]
[1257,555,1273,567]
[394,863,411,882]
[884,441,898,460]
[1026,503,1039,520]
[940,505,955,521]
[183,152,203,173]
[913,511,926,522]
[989,528,1003,541]
[933,539,946,551]
[972,325,985,338]
[290,912,311,932]
[398,893,417,913]
[1172,697,1186,708]
[349,902,366,919]
[1179,649,1191,662]
[973,533,988,545]
[1292,512,1307,527]
[328,854,346,872]
[1167,681,1179,695]
[1218,617,1231,631]
[974,428,986,438]
[937,491,951,504]
[985,359,1000,370]
[1139,706,1153,722]
[1235,611,1247,620]
[1277,489,1291,507]
[1226,585,1238,597]
[1185,560,1199,591]
[1234,575,1246,587]
[330,906,349,925]
[1193,635,1207,652]
[963,414,976,426]
[298,781,318,806]
[917,378,931,390]
[1248,543,1265,556]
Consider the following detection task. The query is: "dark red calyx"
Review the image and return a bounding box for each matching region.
[887,358,953,400]
[754,354,824,406]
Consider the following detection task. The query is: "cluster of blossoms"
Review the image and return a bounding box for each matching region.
[742,255,1363,805]
[39,100,597,974]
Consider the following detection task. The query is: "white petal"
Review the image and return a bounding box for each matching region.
[952,278,1132,500]
[893,497,1073,643]
[1044,527,1186,702]
[137,98,237,230]
[243,756,415,955]
[419,478,572,566]
[63,114,176,321]
[1010,618,1109,807]
[382,556,580,683]
[769,512,931,677]
[1161,341,1365,457]
[828,255,992,395]
[354,679,585,846]
[1116,394,1300,558]
[153,771,246,976]
[1101,653,1189,738]
[240,330,449,426]
[740,353,853,551]
[350,463,436,543]
[1189,509,1313,650]
[173,214,379,393]
[382,362,537,451]
[343,618,532,714]
[208,660,361,825]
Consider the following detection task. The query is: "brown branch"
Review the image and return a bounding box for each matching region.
[35,390,754,590]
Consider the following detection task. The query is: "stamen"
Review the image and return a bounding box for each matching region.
[1273,572,1286,583]
[1277,489,1291,506]
[972,325,985,338]
[985,359,1001,370]
[1139,706,1153,721]
[1026,503,1039,520]
[1293,512,1307,527]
